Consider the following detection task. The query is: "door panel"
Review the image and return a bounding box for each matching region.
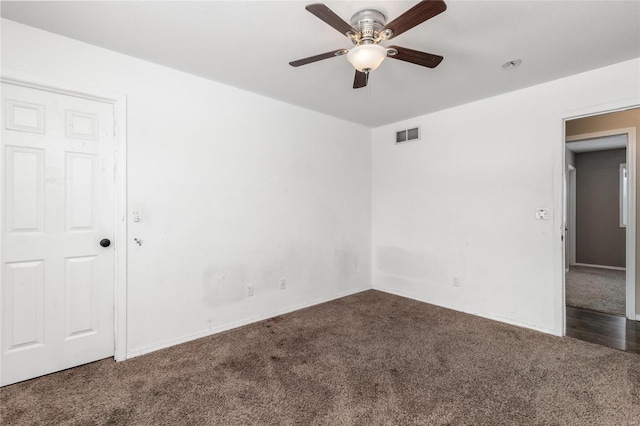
[4,260,45,350]
[1,82,115,386]
[4,146,44,233]
[4,99,45,133]
[65,255,98,339]
[66,152,98,231]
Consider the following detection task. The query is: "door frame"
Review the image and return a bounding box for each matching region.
[565,164,576,269]
[0,69,128,373]
[554,100,639,336]
[565,129,636,320]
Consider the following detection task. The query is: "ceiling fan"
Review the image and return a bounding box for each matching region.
[289,0,447,89]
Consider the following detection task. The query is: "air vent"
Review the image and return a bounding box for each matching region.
[395,126,420,144]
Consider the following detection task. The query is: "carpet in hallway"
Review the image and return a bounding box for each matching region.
[565,265,626,316]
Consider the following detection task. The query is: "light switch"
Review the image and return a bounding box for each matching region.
[535,208,549,220]
[132,209,143,223]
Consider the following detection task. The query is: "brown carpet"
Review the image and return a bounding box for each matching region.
[2,290,639,425]
[566,265,626,316]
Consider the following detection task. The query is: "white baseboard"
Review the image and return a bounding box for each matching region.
[125,286,370,359]
[572,262,626,271]
[374,286,557,336]
[636,314,640,321]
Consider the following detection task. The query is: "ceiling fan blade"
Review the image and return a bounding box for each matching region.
[353,70,368,89]
[388,46,443,68]
[306,3,358,37]
[289,49,347,67]
[382,0,447,40]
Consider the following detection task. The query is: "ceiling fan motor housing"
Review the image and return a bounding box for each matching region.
[349,9,387,44]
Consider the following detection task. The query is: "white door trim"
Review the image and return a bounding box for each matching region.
[554,99,639,336]
[567,165,576,267]
[0,68,128,365]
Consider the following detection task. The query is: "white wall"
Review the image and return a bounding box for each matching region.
[372,58,640,334]
[3,18,639,356]
[1,19,372,356]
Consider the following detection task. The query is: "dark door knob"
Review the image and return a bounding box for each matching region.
[100,239,111,248]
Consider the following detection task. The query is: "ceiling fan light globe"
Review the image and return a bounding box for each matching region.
[347,44,387,72]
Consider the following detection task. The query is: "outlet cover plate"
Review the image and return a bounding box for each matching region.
[535,208,550,220]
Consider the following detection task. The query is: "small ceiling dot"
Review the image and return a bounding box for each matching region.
[502,59,522,69]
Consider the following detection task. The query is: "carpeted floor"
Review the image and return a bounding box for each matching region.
[565,265,626,316]
[2,290,639,425]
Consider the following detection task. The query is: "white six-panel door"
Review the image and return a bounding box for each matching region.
[1,83,115,386]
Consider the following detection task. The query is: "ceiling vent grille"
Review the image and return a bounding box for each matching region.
[395,126,420,144]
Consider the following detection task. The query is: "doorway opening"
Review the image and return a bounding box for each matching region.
[562,107,639,353]
[565,135,627,316]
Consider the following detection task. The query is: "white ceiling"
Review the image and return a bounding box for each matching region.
[2,1,639,127]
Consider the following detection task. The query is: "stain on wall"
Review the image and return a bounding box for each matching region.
[377,247,429,278]
[202,265,248,307]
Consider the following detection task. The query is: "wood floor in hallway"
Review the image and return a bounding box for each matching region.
[566,306,640,354]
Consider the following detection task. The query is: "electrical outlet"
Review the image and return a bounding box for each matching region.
[535,208,550,220]
[452,277,460,287]
[246,284,254,297]
[280,278,287,290]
